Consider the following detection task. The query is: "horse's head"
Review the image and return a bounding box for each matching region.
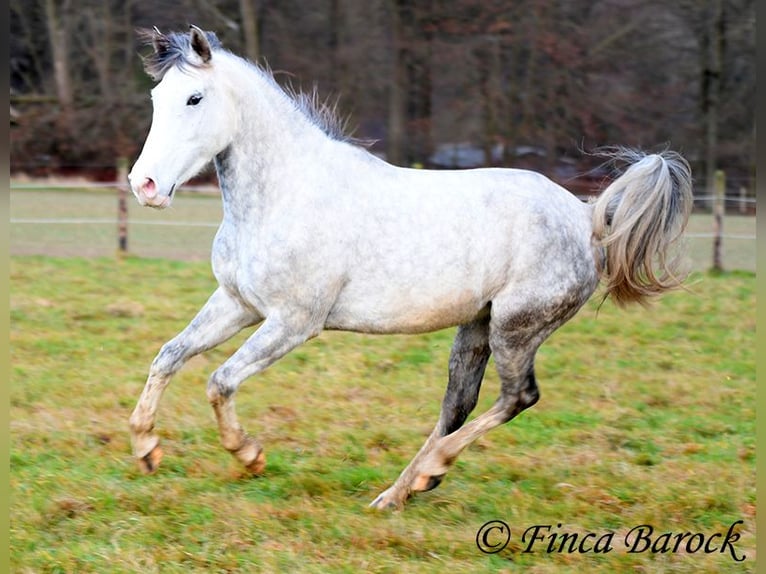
[129,26,235,209]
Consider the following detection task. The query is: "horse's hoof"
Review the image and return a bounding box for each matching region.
[369,488,405,511]
[137,445,163,474]
[412,473,445,492]
[235,437,266,475]
[245,449,266,475]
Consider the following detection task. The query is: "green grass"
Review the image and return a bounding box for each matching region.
[10,256,755,573]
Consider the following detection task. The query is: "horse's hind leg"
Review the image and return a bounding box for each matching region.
[129,288,257,474]
[418,331,542,479]
[370,290,588,510]
[417,291,589,491]
[370,316,490,509]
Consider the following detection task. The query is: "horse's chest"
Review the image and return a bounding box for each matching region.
[211,224,256,295]
[210,222,293,311]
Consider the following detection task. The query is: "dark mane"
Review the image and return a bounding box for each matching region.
[264,67,363,145]
[138,27,366,145]
[137,27,222,81]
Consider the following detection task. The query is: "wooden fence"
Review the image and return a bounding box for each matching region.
[10,161,756,272]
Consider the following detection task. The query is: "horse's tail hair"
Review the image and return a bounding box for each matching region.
[591,147,693,307]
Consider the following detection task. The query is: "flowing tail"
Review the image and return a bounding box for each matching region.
[591,148,693,306]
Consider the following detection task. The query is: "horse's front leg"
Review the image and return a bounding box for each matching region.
[129,287,258,473]
[205,312,321,473]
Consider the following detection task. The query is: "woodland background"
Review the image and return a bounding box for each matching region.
[10,0,756,197]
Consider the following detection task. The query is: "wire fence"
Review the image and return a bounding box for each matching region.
[10,182,756,271]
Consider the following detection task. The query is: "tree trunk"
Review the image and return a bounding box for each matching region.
[386,0,433,167]
[703,0,723,206]
[122,0,135,70]
[478,38,501,166]
[387,0,406,166]
[239,0,260,62]
[44,0,73,121]
[87,6,113,102]
[328,0,340,92]
[519,1,542,142]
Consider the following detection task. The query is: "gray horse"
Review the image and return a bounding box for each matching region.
[128,26,692,510]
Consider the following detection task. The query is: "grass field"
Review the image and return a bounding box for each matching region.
[9,188,757,272]
[10,254,755,573]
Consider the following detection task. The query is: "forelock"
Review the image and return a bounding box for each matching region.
[137,28,222,81]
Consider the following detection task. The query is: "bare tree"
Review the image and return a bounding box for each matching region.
[43,0,73,124]
[8,0,755,185]
[387,0,407,165]
[383,0,435,165]
[239,0,261,62]
[703,0,724,202]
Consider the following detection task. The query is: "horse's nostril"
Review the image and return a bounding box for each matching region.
[141,177,157,198]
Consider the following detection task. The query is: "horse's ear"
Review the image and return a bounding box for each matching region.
[151,26,170,55]
[189,25,212,63]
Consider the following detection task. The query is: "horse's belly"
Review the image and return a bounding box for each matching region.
[325,285,490,334]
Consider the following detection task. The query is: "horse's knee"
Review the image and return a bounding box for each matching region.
[151,340,187,376]
[206,368,234,403]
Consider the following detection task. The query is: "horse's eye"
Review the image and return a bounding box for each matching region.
[187,94,203,106]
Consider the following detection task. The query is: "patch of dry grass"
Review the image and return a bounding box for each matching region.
[10,256,755,572]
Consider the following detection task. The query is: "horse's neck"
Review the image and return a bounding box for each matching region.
[214,58,329,216]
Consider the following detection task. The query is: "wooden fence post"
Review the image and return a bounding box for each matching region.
[739,186,748,214]
[116,157,129,254]
[711,169,725,272]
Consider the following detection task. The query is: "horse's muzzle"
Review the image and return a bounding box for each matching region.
[129,175,172,209]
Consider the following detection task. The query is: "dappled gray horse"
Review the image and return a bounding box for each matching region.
[128,26,692,509]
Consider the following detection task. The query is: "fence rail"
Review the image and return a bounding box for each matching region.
[10,218,220,228]
[10,183,757,203]
[8,217,757,242]
[10,181,221,193]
